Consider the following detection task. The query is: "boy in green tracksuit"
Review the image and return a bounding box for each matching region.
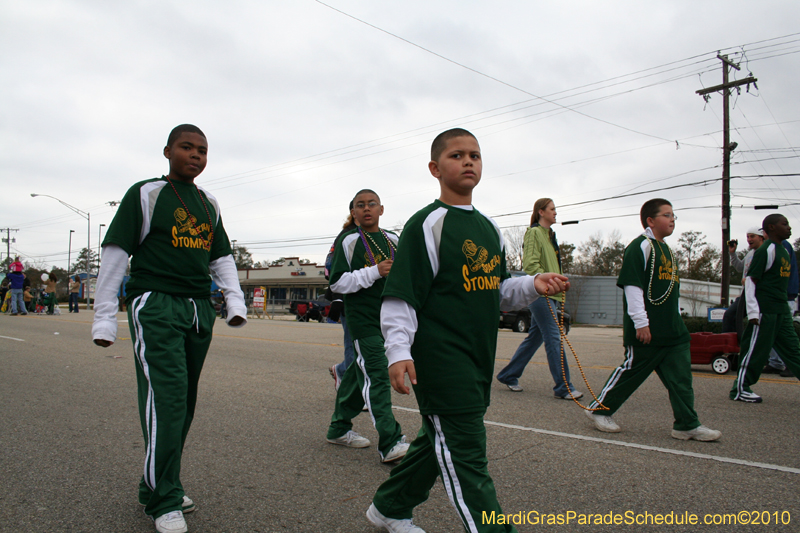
[731,213,800,402]
[585,198,721,442]
[93,124,247,533]
[325,189,408,464]
[366,129,569,533]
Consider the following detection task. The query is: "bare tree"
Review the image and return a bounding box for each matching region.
[503,227,525,272]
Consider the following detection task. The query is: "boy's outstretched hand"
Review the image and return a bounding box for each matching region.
[94,339,113,347]
[229,315,245,326]
[389,360,417,394]
[535,273,570,296]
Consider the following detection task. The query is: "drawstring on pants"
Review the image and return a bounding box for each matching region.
[188,298,199,333]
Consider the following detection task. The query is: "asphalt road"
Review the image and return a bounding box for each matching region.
[1,311,799,532]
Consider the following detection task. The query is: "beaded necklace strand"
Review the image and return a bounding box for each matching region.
[166,176,215,250]
[358,227,396,265]
[546,291,610,412]
[644,236,676,305]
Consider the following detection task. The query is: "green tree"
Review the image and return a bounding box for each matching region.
[232,245,254,269]
[70,247,100,274]
[575,231,625,276]
[560,242,576,274]
[675,231,721,282]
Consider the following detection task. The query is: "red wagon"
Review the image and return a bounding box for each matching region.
[689,332,739,374]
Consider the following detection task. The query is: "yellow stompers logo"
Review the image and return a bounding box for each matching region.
[462,239,502,292]
[658,252,678,281]
[171,208,213,251]
[781,257,791,278]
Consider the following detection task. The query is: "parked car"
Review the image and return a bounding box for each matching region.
[498,271,571,334]
[500,305,570,334]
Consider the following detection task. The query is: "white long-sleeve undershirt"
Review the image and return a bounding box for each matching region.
[209,254,248,327]
[91,245,247,344]
[329,264,382,294]
[623,285,648,329]
[91,244,129,343]
[745,276,760,321]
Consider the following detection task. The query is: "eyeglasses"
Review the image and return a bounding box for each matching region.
[656,213,678,221]
[354,201,379,210]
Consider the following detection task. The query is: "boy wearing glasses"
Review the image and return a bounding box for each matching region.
[325,189,409,464]
[585,199,721,442]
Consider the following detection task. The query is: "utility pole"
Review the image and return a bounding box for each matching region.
[1,228,19,264]
[696,54,757,307]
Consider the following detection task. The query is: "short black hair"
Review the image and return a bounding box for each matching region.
[431,128,477,162]
[761,213,786,237]
[352,189,380,204]
[166,124,206,148]
[640,198,672,229]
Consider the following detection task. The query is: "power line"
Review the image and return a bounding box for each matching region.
[315,0,681,143]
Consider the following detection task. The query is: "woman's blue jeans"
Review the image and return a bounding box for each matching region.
[497,297,575,396]
[334,315,355,380]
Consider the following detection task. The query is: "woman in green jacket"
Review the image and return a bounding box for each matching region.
[497,198,582,399]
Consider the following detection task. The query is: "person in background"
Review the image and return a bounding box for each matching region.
[23,284,34,313]
[69,275,81,313]
[327,203,358,390]
[496,197,583,399]
[6,268,27,316]
[729,227,764,279]
[45,272,58,315]
[730,214,800,402]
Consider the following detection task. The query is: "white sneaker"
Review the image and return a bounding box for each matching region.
[585,408,621,433]
[366,503,426,532]
[505,383,523,392]
[556,390,584,400]
[153,511,187,533]
[381,436,409,463]
[733,390,763,403]
[181,495,196,514]
[327,430,371,448]
[672,425,722,442]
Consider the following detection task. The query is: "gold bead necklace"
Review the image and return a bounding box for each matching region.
[645,236,676,306]
[546,294,610,412]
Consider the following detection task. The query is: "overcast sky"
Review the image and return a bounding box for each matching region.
[3,1,799,270]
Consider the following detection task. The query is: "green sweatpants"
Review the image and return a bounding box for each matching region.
[327,335,403,458]
[588,342,700,431]
[372,413,515,533]
[730,312,800,399]
[128,291,215,518]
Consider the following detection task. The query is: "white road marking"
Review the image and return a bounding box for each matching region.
[0,335,25,342]
[392,406,800,475]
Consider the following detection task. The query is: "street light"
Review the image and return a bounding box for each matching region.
[98,224,106,271]
[31,193,92,309]
[68,229,75,275]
